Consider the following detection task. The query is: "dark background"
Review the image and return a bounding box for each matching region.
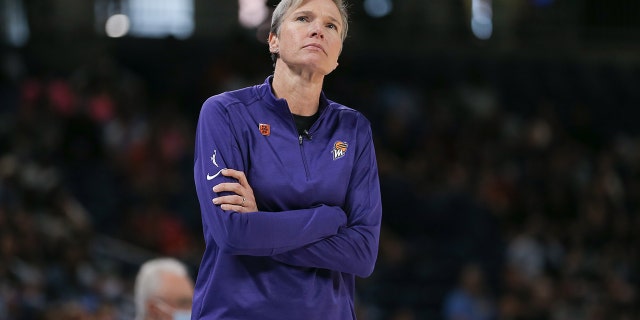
[1,0,639,319]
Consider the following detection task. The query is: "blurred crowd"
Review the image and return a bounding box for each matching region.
[347,56,640,320]
[1,41,639,320]
[0,46,204,319]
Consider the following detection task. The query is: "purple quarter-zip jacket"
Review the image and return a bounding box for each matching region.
[192,76,382,320]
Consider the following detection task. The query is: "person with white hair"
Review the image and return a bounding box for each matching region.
[134,257,194,320]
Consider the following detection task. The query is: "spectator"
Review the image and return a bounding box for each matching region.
[443,263,497,320]
[133,257,194,320]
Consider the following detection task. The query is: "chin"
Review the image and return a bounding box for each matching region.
[283,57,336,75]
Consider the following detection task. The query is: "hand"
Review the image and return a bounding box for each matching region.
[212,169,258,213]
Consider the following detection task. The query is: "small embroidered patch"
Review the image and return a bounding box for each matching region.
[332,141,348,160]
[259,123,270,136]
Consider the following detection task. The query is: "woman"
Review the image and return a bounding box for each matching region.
[192,0,382,318]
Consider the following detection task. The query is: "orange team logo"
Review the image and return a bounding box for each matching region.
[259,123,270,136]
[332,141,348,160]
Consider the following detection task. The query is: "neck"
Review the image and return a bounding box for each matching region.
[271,63,324,116]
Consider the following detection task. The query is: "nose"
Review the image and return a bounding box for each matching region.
[309,21,324,39]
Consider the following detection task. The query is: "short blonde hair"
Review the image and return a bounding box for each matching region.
[270,0,349,42]
[269,0,349,65]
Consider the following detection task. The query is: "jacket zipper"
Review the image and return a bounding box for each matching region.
[298,130,311,179]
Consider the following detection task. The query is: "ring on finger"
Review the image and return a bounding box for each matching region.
[241,197,246,206]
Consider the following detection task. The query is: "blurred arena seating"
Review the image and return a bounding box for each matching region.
[1,0,639,319]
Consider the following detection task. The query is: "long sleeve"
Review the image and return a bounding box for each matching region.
[194,97,347,256]
[192,79,378,320]
[271,124,382,277]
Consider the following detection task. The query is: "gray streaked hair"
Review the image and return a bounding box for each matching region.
[270,0,349,63]
[134,257,190,320]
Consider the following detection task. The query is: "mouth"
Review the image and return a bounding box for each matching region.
[303,44,326,54]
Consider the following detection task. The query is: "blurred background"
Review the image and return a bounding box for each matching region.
[1,0,639,319]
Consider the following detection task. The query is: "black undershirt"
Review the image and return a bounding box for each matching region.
[293,113,319,136]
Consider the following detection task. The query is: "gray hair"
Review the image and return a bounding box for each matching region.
[270,0,349,63]
[134,257,190,320]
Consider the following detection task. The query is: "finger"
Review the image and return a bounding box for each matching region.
[213,182,243,194]
[220,204,247,213]
[221,169,251,190]
[212,195,244,206]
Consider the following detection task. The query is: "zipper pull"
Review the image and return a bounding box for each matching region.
[299,134,303,145]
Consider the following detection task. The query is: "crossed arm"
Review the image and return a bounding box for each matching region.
[195,100,381,277]
[206,135,381,278]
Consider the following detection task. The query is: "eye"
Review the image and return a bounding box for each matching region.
[326,23,337,30]
[296,16,309,22]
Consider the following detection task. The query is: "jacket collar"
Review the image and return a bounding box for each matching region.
[257,75,330,116]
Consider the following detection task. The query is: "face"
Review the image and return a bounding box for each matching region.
[147,272,194,320]
[269,0,344,75]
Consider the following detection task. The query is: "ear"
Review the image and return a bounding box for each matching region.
[268,33,279,54]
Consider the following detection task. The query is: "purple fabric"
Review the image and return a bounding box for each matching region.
[192,76,382,319]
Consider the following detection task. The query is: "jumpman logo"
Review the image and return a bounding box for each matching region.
[211,150,219,167]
